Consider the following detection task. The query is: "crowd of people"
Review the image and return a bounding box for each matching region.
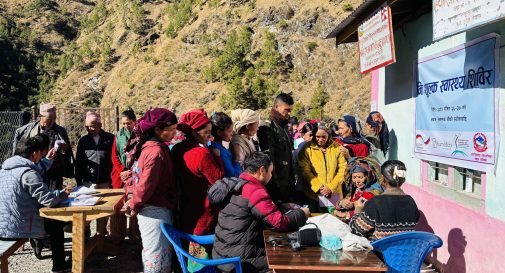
[0,93,420,273]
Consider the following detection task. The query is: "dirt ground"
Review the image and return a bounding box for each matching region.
[7,222,144,273]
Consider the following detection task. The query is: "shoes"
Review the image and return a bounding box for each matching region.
[51,267,71,273]
[52,261,72,273]
[29,238,44,260]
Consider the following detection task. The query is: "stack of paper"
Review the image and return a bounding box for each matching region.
[69,186,97,197]
[62,194,100,206]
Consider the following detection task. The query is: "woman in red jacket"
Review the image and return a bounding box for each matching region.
[335,115,370,160]
[122,108,178,273]
[171,109,224,272]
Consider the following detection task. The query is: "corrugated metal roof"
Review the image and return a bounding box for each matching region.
[325,0,431,45]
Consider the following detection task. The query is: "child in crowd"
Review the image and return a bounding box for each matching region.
[334,165,375,222]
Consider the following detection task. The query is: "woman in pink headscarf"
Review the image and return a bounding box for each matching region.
[122,108,178,273]
[170,109,224,272]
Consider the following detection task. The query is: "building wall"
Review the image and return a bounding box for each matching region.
[376,12,505,273]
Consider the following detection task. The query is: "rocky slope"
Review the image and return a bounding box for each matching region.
[2,0,371,121]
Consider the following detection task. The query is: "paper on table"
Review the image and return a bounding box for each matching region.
[69,186,97,197]
[62,194,100,206]
[318,194,339,207]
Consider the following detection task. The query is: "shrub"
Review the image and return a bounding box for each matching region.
[309,81,330,120]
[276,19,288,29]
[306,41,318,53]
[81,3,108,34]
[343,4,353,12]
[165,0,196,38]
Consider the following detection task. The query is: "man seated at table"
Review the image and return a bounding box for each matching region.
[209,152,310,273]
[0,134,72,273]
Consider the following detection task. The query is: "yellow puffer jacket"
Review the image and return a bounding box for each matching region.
[298,140,347,200]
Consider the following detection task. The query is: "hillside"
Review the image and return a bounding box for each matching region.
[1,0,371,121]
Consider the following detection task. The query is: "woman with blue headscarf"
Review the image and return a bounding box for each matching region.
[335,115,370,160]
[365,111,390,156]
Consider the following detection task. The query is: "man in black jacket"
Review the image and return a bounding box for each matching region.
[209,152,309,273]
[262,93,295,204]
[75,111,114,188]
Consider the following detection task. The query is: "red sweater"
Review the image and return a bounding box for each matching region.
[128,140,177,211]
[171,140,224,235]
[335,139,369,157]
[110,138,124,189]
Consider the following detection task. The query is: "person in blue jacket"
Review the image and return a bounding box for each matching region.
[209,112,241,177]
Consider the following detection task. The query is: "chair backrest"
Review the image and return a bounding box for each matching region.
[160,223,242,273]
[371,231,443,273]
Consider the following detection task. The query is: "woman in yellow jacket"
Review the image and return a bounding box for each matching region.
[298,122,347,213]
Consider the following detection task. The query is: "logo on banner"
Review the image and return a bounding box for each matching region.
[473,133,488,152]
[451,133,469,157]
[415,134,430,145]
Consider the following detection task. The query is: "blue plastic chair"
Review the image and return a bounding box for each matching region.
[160,223,243,273]
[371,231,443,273]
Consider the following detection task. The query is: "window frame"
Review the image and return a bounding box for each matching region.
[422,160,486,211]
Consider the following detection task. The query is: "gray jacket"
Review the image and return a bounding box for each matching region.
[0,156,65,238]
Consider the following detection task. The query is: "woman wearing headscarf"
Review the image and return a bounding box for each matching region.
[230,109,260,168]
[365,111,389,156]
[109,108,136,243]
[209,112,241,177]
[171,109,224,272]
[122,108,178,273]
[335,115,370,160]
[298,122,347,213]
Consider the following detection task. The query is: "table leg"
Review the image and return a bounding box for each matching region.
[72,213,86,273]
[96,217,107,252]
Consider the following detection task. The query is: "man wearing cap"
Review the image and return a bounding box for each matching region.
[12,103,73,190]
[75,111,114,188]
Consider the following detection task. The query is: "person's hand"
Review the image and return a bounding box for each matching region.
[58,143,68,151]
[320,186,332,197]
[301,207,310,218]
[339,198,354,209]
[210,148,220,158]
[281,203,298,210]
[340,146,351,159]
[64,185,73,195]
[46,148,57,159]
[353,198,366,213]
[120,170,131,182]
[332,210,346,218]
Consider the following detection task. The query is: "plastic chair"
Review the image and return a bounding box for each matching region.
[160,223,242,273]
[371,231,443,273]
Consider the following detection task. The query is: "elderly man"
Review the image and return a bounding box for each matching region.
[260,93,295,205]
[75,111,114,188]
[13,103,73,190]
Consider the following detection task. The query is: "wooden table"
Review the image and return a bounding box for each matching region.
[264,230,387,272]
[40,189,125,273]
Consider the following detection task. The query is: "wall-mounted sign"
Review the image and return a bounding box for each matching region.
[414,34,500,172]
[433,0,505,40]
[358,1,396,74]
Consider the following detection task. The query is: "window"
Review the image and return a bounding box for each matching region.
[427,162,449,186]
[424,160,484,210]
[453,167,482,196]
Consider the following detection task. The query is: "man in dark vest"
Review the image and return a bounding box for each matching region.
[263,93,295,204]
[13,103,73,190]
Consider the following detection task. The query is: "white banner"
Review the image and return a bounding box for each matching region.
[414,34,500,172]
[358,2,395,74]
[433,0,505,40]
